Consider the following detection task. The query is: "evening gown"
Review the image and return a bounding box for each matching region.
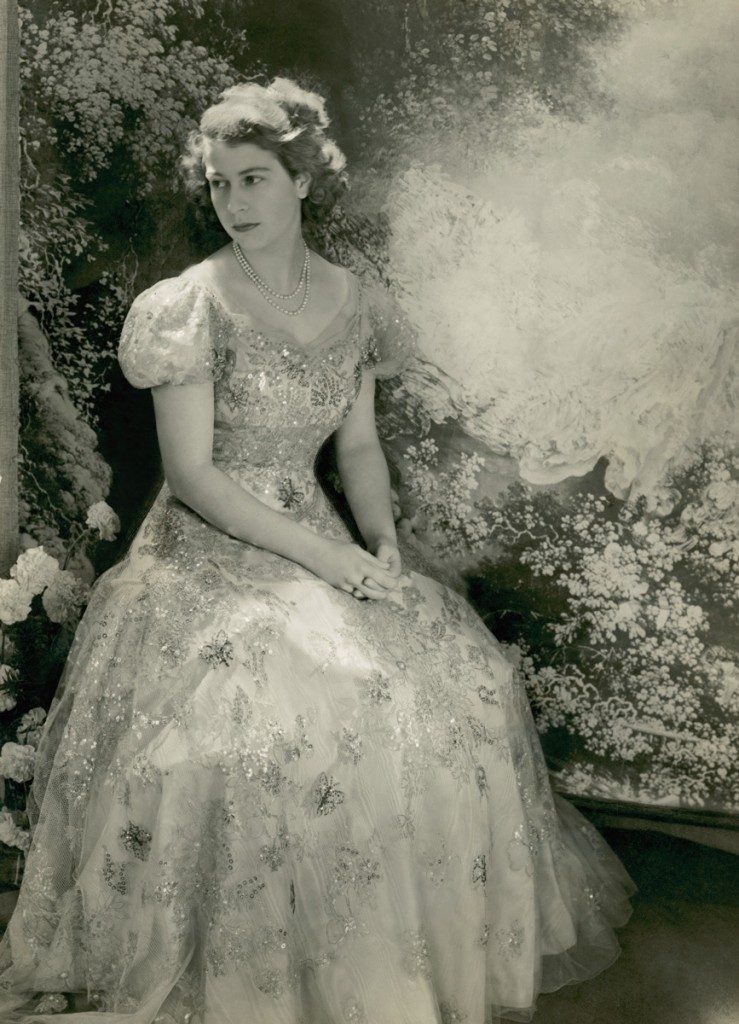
[0,268,635,1024]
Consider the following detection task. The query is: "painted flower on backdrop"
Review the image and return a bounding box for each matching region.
[0,580,33,627]
[17,707,47,748]
[0,741,36,783]
[0,667,17,714]
[0,659,18,708]
[0,806,30,853]
[0,665,19,691]
[9,546,60,597]
[42,569,91,624]
[85,501,121,541]
[0,692,17,713]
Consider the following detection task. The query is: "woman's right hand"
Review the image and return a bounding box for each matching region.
[309,537,403,600]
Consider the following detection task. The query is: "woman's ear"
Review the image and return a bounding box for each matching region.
[295,171,311,200]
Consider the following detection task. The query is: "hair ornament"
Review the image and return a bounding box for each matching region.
[266,77,330,130]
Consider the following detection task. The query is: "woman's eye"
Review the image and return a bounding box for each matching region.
[209,180,226,190]
[243,176,263,186]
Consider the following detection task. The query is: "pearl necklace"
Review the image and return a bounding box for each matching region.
[232,239,311,316]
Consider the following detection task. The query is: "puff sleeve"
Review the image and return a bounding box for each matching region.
[359,279,419,379]
[118,277,222,389]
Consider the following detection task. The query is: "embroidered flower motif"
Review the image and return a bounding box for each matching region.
[337,727,363,765]
[276,476,307,511]
[119,822,152,861]
[357,671,392,704]
[260,823,291,871]
[255,968,285,998]
[313,772,345,816]
[343,997,368,1024]
[441,1002,468,1024]
[223,376,251,411]
[199,630,234,668]
[333,845,381,894]
[103,851,128,895]
[401,929,432,979]
[211,346,235,381]
[477,685,499,705]
[496,919,525,958]
[235,875,266,901]
[472,853,487,886]
[310,374,345,409]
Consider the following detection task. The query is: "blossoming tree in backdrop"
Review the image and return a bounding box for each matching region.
[1,0,241,875]
[333,0,739,813]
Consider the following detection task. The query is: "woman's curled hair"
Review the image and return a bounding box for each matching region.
[179,77,349,227]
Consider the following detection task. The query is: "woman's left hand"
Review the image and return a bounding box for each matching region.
[374,538,404,579]
[352,539,408,600]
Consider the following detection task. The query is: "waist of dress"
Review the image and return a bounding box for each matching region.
[218,461,321,518]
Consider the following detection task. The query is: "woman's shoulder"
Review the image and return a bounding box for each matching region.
[119,267,225,390]
[125,272,215,321]
[178,246,232,293]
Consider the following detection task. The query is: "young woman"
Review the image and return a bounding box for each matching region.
[0,79,635,1024]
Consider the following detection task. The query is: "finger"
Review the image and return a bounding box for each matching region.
[359,562,401,589]
[359,576,389,595]
[354,579,388,600]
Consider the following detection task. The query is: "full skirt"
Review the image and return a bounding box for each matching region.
[0,486,635,1023]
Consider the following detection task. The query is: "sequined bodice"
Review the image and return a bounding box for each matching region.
[204,278,365,516]
[118,268,416,526]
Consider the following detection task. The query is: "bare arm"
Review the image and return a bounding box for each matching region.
[151,379,400,596]
[334,369,399,555]
[151,379,330,569]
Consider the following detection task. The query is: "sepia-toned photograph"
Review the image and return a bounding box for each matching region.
[0,1,736,1021]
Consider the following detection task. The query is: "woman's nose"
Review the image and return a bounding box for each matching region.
[227,195,248,214]
[227,188,249,214]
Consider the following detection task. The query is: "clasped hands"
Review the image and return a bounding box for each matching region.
[351,537,410,601]
[315,536,410,601]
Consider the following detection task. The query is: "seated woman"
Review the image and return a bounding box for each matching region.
[0,78,635,1024]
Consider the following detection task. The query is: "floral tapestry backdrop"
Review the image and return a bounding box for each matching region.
[350,0,738,815]
[0,0,737,867]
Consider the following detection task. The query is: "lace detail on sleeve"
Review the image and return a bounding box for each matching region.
[359,279,418,380]
[118,277,223,389]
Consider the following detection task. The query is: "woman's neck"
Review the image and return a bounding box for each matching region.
[231,232,306,293]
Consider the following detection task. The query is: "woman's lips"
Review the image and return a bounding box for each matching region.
[232,223,259,231]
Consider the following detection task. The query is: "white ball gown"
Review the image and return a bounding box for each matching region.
[0,269,635,1023]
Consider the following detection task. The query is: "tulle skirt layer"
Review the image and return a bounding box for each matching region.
[0,489,635,1022]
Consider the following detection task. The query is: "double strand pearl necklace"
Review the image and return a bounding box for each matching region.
[232,239,311,316]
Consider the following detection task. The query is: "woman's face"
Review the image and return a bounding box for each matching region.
[202,138,310,251]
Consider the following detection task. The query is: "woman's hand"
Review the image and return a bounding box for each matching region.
[309,537,402,600]
[373,538,404,580]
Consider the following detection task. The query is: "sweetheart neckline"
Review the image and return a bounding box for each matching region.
[180,270,362,356]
